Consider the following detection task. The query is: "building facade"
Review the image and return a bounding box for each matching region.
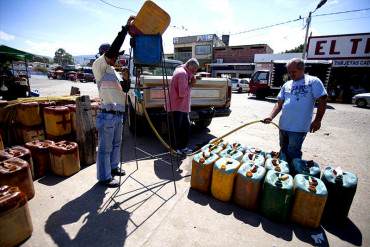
[213,44,273,64]
[173,34,225,69]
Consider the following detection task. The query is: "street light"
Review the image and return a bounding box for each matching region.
[302,0,327,59]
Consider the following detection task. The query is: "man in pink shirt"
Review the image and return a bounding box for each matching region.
[166,58,199,154]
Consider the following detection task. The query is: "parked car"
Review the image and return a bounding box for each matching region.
[352,93,370,108]
[77,67,95,82]
[66,71,77,81]
[230,78,249,93]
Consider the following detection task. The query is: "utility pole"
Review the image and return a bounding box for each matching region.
[302,12,312,59]
[302,0,327,59]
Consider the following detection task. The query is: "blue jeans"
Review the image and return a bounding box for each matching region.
[279,130,307,162]
[96,112,125,181]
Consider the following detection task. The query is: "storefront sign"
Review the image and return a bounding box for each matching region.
[332,59,370,67]
[307,33,370,60]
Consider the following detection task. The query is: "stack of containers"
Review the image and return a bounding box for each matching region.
[25,140,55,179]
[43,106,72,141]
[0,185,33,247]
[260,170,294,222]
[211,157,241,202]
[233,161,266,210]
[291,175,328,228]
[321,167,358,224]
[16,102,45,143]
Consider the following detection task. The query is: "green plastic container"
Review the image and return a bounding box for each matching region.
[265,158,290,174]
[260,170,294,222]
[219,148,244,162]
[321,166,358,223]
[292,159,321,177]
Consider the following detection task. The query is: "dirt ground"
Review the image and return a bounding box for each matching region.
[19,76,370,246]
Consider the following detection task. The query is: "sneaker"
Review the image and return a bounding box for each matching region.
[111,167,126,176]
[98,178,120,188]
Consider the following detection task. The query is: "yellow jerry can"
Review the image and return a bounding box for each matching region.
[191,151,219,193]
[132,0,171,35]
[43,106,72,137]
[0,186,33,247]
[16,102,42,127]
[49,141,80,177]
[211,157,241,202]
[291,175,328,228]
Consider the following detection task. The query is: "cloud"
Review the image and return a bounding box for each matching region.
[0,31,15,41]
[24,39,98,57]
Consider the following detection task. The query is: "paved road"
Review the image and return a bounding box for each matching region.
[23,77,369,247]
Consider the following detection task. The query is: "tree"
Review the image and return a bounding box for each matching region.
[284,44,304,53]
[53,48,74,65]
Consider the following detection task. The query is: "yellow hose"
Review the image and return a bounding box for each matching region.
[140,100,280,156]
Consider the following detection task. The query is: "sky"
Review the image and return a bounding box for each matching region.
[0,0,370,57]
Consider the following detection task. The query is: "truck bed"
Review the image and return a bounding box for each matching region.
[141,76,228,109]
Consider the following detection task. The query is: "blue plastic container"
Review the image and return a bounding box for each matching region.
[133,35,162,65]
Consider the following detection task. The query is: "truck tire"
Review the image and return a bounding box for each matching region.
[194,117,212,130]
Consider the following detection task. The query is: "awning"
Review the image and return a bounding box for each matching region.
[0,45,35,61]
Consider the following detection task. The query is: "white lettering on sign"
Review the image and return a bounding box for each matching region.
[332,59,370,67]
[307,33,370,60]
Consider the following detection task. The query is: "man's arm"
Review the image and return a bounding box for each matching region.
[263,100,283,123]
[177,74,189,98]
[310,95,327,132]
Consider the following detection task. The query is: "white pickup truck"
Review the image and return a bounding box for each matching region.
[126,59,232,133]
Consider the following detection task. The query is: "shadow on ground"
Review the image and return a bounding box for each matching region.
[45,183,130,247]
[187,188,361,246]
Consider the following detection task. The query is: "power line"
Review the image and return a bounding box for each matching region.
[229,7,370,36]
[314,15,370,24]
[230,17,303,36]
[98,0,136,13]
[313,7,370,17]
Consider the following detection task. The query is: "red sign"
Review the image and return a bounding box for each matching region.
[307,33,370,60]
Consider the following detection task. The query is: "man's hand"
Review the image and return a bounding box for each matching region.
[126,16,136,36]
[189,76,196,87]
[262,117,272,124]
[310,119,321,133]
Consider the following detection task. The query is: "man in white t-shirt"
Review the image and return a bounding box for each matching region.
[92,16,134,187]
[264,58,328,163]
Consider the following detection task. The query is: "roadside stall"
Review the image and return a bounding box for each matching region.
[0,45,33,100]
[307,33,370,103]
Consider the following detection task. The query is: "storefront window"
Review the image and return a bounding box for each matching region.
[195,45,211,55]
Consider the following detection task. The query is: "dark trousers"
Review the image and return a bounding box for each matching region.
[279,130,307,164]
[168,111,190,150]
